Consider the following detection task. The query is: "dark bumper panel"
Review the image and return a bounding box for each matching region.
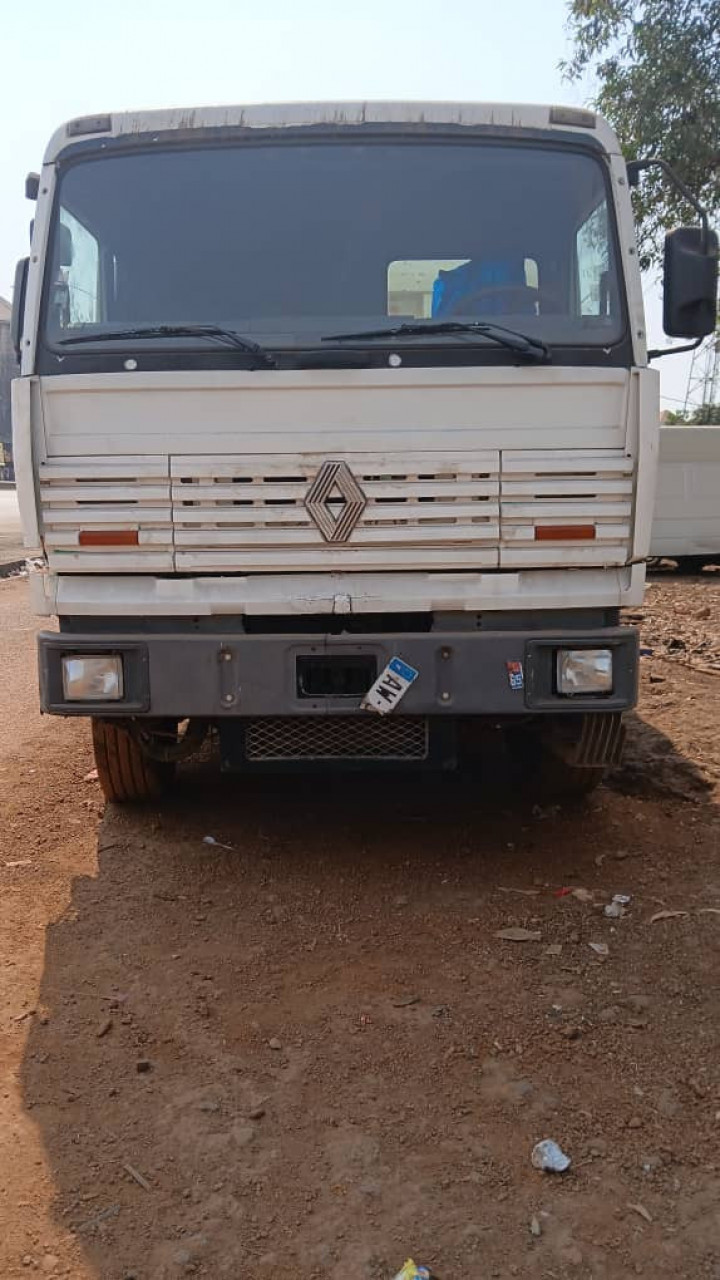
[38,627,639,718]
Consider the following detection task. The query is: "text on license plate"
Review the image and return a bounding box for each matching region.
[361,656,419,715]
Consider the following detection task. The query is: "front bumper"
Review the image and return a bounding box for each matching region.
[38,627,638,718]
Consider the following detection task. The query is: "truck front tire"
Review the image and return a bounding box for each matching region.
[91,719,175,803]
[507,713,624,800]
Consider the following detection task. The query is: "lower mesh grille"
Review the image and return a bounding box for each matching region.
[245,716,429,761]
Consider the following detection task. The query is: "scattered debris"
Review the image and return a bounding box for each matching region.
[628,1202,653,1224]
[123,1162,152,1191]
[497,886,540,897]
[268,1037,283,1051]
[649,910,688,924]
[588,942,609,957]
[544,944,563,956]
[77,1203,121,1232]
[13,1008,35,1022]
[698,908,720,917]
[4,859,32,869]
[392,1261,434,1280]
[248,1105,266,1120]
[532,1139,572,1173]
[605,894,632,919]
[530,1215,542,1238]
[628,1116,643,1129]
[392,995,421,1008]
[554,886,592,902]
[599,901,622,921]
[202,835,234,851]
[96,1017,113,1038]
[136,1058,152,1073]
[495,927,542,942]
[83,768,99,782]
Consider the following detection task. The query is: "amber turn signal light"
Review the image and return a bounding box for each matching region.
[78,530,139,547]
[534,525,596,542]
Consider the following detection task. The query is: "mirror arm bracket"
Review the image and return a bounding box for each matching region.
[647,336,704,362]
[626,158,710,250]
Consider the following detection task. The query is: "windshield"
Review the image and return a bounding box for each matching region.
[43,139,625,356]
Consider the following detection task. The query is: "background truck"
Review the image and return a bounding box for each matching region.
[650,425,720,570]
[11,102,718,801]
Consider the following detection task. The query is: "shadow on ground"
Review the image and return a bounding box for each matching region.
[609,711,714,801]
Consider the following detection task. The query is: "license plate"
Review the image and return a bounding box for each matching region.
[361,656,419,715]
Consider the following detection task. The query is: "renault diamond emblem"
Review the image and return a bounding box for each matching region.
[304,460,367,543]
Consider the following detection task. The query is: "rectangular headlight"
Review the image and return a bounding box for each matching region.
[61,655,124,701]
[557,648,613,695]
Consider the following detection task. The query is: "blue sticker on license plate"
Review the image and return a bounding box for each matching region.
[362,656,419,715]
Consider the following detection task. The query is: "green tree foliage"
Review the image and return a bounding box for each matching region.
[563,1,720,269]
[663,403,720,423]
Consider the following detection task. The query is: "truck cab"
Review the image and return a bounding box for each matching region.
[11,101,718,799]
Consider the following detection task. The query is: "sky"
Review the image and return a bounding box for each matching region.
[0,0,700,410]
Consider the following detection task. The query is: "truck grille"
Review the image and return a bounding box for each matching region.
[500,450,633,567]
[38,458,173,572]
[171,452,500,571]
[36,449,634,572]
[244,716,429,761]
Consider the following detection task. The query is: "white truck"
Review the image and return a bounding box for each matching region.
[651,425,720,570]
[11,102,718,800]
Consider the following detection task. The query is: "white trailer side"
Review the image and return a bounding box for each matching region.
[651,426,720,562]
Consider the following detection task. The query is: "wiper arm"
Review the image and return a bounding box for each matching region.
[58,324,276,369]
[322,321,550,362]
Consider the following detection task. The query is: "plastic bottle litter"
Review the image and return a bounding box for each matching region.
[531,1139,572,1173]
[392,1262,434,1280]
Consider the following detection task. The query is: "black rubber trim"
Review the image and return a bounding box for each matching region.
[524,630,638,712]
[38,635,150,714]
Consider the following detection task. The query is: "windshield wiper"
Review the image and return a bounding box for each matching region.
[322,321,550,362]
[58,324,277,369]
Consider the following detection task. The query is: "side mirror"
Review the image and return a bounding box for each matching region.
[11,258,29,360]
[663,226,718,338]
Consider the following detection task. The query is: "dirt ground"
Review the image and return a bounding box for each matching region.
[1,571,718,1280]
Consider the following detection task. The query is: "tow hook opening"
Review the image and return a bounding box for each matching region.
[296,655,377,699]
